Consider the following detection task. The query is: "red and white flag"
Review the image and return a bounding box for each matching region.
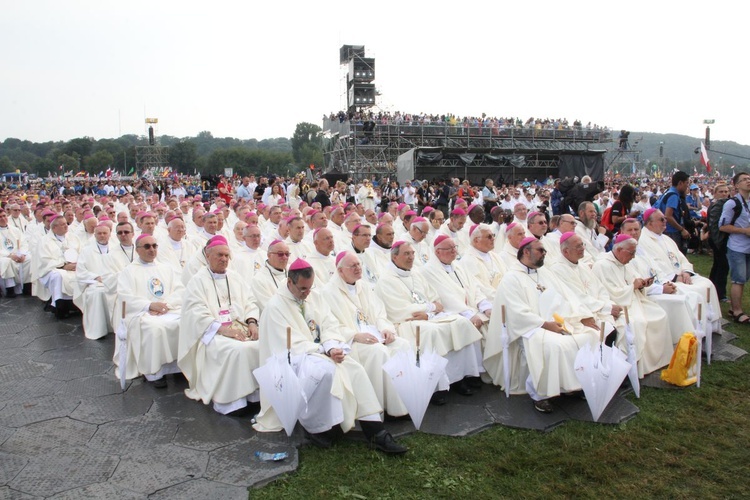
[700,142,711,172]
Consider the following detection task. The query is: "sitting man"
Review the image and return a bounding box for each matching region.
[375,241,484,401]
[74,223,117,339]
[485,237,600,413]
[38,214,79,319]
[457,223,507,305]
[323,251,411,418]
[232,224,265,279]
[115,234,184,388]
[250,239,290,311]
[156,217,194,273]
[0,208,31,297]
[255,258,407,454]
[575,201,609,265]
[307,228,336,285]
[179,236,261,415]
[593,234,673,376]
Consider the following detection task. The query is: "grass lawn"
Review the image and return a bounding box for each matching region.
[252,254,750,500]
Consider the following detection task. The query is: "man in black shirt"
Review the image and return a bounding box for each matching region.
[313,179,332,208]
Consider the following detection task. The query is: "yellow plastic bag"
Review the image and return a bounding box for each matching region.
[660,333,698,387]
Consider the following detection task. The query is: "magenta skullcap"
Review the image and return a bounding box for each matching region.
[422,206,434,215]
[404,210,417,218]
[257,203,266,210]
[469,224,479,237]
[433,234,450,247]
[331,206,344,216]
[99,215,111,221]
[307,209,319,217]
[83,213,95,220]
[519,236,537,249]
[135,233,152,243]
[193,195,202,200]
[335,251,349,267]
[559,231,576,245]
[377,212,386,220]
[643,208,657,223]
[212,209,222,215]
[42,209,56,218]
[614,233,633,245]
[376,222,387,231]
[344,202,354,210]
[505,222,518,233]
[164,214,180,224]
[95,222,110,229]
[48,214,62,223]
[528,211,541,220]
[246,211,257,217]
[467,204,481,213]
[451,208,467,217]
[268,238,283,249]
[392,240,407,249]
[289,258,312,271]
[490,205,503,215]
[397,203,407,211]
[412,216,427,224]
[206,235,229,249]
[352,223,364,234]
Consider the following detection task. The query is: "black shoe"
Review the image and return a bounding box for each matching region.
[148,377,167,389]
[54,301,69,320]
[305,430,333,449]
[534,399,554,414]
[5,287,16,298]
[225,405,254,418]
[43,299,54,312]
[430,390,448,406]
[22,283,32,296]
[369,430,408,455]
[465,376,483,389]
[450,380,475,396]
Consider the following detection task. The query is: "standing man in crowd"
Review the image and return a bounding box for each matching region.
[720,172,750,323]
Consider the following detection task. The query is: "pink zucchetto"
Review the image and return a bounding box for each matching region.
[95,222,110,229]
[614,234,633,245]
[422,206,434,215]
[403,210,417,218]
[527,211,541,220]
[397,203,407,211]
[335,251,349,267]
[411,217,427,224]
[307,209,319,217]
[268,239,283,249]
[490,205,503,215]
[206,235,229,249]
[42,209,56,218]
[392,240,407,249]
[467,204,481,214]
[289,258,312,271]
[98,215,111,222]
[505,222,518,233]
[83,213,95,220]
[469,224,479,237]
[643,208,657,223]
[451,208,467,217]
[433,234,450,247]
[246,211,257,217]
[136,234,152,243]
[518,236,537,249]
[193,195,202,200]
[559,231,576,245]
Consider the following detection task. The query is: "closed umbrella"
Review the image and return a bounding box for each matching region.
[116,302,128,391]
[623,307,640,398]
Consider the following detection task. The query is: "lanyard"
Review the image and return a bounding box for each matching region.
[210,272,232,308]
[120,244,133,262]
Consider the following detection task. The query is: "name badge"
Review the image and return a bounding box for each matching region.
[218,309,232,326]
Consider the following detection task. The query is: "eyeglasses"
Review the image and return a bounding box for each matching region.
[437,245,458,252]
[116,230,132,235]
[413,226,427,235]
[270,252,291,257]
[138,243,158,250]
[535,221,548,225]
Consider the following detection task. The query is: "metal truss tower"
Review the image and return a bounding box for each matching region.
[135,117,170,173]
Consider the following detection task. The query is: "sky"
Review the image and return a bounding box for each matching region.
[1,0,746,147]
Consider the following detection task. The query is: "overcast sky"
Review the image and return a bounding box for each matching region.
[1,0,745,147]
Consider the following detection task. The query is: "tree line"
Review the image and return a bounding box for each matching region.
[0,122,324,177]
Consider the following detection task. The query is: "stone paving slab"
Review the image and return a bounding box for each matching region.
[149,478,248,500]
[108,444,208,495]
[0,486,41,500]
[0,396,79,428]
[205,438,298,489]
[0,418,97,457]
[47,483,145,500]
[69,391,152,425]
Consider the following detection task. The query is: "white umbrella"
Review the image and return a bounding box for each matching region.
[574,322,632,422]
[623,307,640,398]
[116,302,128,391]
[382,326,448,430]
[692,304,704,387]
[500,305,511,398]
[252,327,305,437]
[703,288,713,365]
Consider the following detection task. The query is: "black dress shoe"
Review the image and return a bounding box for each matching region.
[5,287,16,298]
[148,377,167,389]
[430,390,448,406]
[465,376,483,389]
[534,399,554,413]
[225,405,254,418]
[369,430,408,455]
[22,283,32,296]
[43,299,54,312]
[305,430,333,449]
[450,380,475,396]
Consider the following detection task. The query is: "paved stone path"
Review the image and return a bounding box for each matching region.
[0,296,744,498]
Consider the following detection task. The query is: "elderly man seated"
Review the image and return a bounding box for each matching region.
[485,237,601,413]
[375,240,484,402]
[457,223,507,305]
[179,236,261,415]
[0,208,31,297]
[74,223,117,339]
[38,214,80,319]
[115,234,184,388]
[251,239,290,311]
[322,251,411,418]
[255,258,407,454]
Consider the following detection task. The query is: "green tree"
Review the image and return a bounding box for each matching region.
[169,140,198,173]
[62,137,93,158]
[86,150,114,172]
[291,122,322,165]
[57,153,80,172]
[0,156,12,172]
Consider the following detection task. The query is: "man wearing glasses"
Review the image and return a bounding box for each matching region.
[251,239,290,312]
[233,224,265,280]
[457,224,507,306]
[115,234,184,389]
[0,208,31,298]
[401,216,431,267]
[38,215,79,319]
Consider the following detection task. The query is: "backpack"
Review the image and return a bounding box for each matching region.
[712,196,743,250]
[655,190,691,230]
[600,206,615,231]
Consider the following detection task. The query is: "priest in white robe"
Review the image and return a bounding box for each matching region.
[401,217,432,267]
[368,223,394,275]
[307,228,336,285]
[0,209,31,297]
[437,208,470,256]
[157,218,194,274]
[485,237,600,413]
[232,224,265,279]
[250,239,289,311]
[38,215,78,318]
[457,224,507,304]
[541,214,578,265]
[350,223,379,289]
[375,241,484,399]
[574,201,609,266]
[322,251,411,417]
[593,235,673,376]
[179,236,261,415]
[73,224,117,339]
[499,223,527,269]
[114,234,184,388]
[255,258,407,454]
[639,208,721,332]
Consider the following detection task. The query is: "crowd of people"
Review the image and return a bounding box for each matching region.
[0,167,746,454]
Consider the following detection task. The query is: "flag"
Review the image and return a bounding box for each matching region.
[127,167,135,175]
[105,167,112,178]
[162,168,171,178]
[58,165,63,171]
[700,141,711,172]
